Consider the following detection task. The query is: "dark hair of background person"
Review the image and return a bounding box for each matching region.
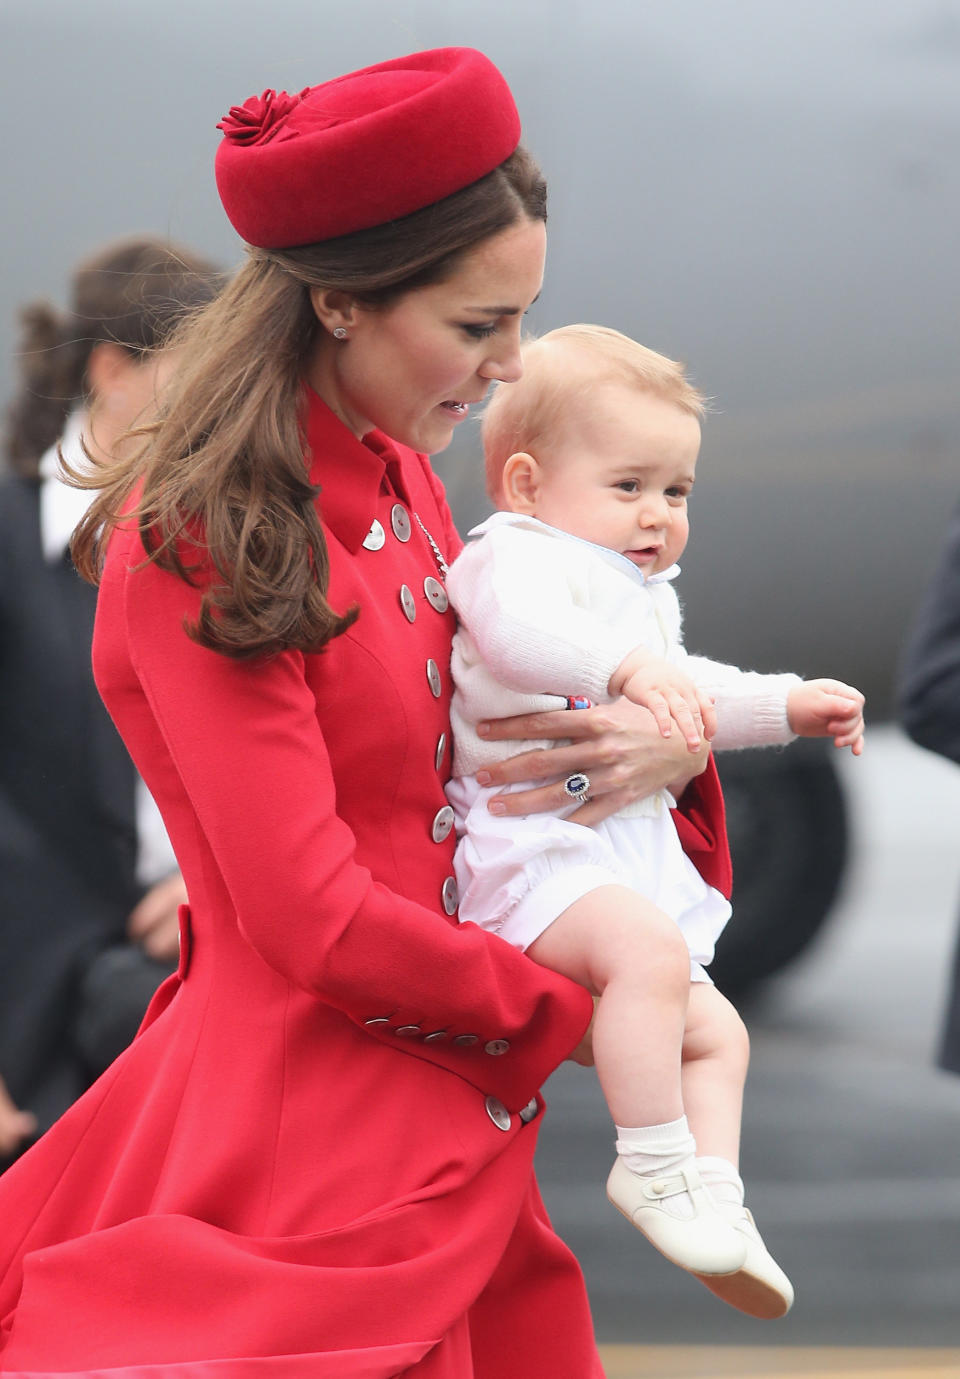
[70,147,547,662]
[4,237,225,481]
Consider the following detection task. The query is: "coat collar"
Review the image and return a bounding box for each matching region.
[303,385,412,553]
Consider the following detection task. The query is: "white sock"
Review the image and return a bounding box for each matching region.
[697,1155,745,1208]
[614,1116,698,1218]
[614,1114,697,1173]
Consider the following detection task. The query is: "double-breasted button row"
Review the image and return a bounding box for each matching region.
[398,578,449,624]
[363,1018,510,1057]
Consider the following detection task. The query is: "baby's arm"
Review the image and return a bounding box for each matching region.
[685,654,864,755]
[786,679,865,755]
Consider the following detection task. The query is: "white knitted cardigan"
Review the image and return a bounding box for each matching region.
[447,513,800,817]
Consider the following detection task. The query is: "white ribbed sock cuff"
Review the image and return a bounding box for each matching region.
[615,1115,697,1174]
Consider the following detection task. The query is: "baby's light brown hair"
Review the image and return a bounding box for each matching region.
[482,324,706,503]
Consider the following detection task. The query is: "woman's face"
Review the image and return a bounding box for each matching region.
[308,216,546,455]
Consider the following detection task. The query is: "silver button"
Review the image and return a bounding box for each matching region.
[519,1096,540,1124]
[431,805,455,844]
[485,1096,512,1132]
[422,1030,448,1043]
[453,1033,479,1047]
[362,519,385,551]
[484,1039,510,1057]
[364,1017,392,1028]
[441,876,459,915]
[394,1024,421,1038]
[426,659,442,698]
[423,576,449,613]
[390,504,411,542]
[434,732,447,772]
[399,584,416,623]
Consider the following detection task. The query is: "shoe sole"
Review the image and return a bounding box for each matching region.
[692,1265,793,1319]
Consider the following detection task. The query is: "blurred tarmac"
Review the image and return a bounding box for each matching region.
[536,726,960,1350]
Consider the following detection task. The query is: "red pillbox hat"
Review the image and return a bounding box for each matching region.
[215,47,521,249]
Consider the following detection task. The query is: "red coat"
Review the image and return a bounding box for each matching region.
[0,393,604,1376]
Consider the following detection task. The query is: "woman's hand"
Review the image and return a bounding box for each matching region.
[127,871,188,961]
[0,1075,37,1157]
[476,698,711,827]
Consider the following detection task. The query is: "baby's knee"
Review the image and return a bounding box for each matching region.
[602,890,690,993]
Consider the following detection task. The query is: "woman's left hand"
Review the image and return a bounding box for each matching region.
[475,698,711,827]
[127,871,189,961]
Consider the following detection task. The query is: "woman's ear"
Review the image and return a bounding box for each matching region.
[309,287,358,336]
[85,342,132,398]
[501,452,542,514]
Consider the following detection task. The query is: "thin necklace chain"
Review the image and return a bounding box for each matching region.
[414,512,449,581]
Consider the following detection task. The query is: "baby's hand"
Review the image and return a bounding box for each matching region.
[787,678,865,756]
[609,650,716,752]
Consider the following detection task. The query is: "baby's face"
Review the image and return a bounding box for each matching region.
[519,383,700,574]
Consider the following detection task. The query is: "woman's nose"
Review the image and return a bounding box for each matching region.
[479,332,524,384]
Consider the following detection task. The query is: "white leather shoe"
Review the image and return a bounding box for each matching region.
[606,1157,747,1276]
[693,1202,794,1319]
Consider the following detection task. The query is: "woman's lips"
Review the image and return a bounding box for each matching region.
[440,400,469,416]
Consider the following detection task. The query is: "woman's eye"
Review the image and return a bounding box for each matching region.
[463,323,498,340]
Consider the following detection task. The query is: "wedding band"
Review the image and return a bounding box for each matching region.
[563,772,591,802]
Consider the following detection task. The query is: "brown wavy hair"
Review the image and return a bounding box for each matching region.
[70,147,548,661]
[4,237,222,480]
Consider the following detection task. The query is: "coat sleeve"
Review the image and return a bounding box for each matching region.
[116,553,593,1111]
[898,503,960,766]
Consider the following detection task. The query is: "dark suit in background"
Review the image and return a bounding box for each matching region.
[898,500,960,1072]
[0,474,169,1153]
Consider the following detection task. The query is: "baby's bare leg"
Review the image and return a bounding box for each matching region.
[682,983,751,1166]
[682,984,795,1318]
[528,883,746,1276]
[527,883,690,1126]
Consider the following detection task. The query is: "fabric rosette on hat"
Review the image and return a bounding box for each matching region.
[215,47,522,249]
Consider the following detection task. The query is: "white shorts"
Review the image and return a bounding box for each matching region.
[446,776,732,983]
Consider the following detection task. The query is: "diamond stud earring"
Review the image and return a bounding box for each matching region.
[332,326,348,340]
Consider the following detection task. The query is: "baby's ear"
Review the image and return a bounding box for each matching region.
[501,452,541,513]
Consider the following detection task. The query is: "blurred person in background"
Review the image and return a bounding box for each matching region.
[898,504,960,1074]
[0,237,222,1165]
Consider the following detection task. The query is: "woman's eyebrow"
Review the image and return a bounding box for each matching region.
[464,290,542,315]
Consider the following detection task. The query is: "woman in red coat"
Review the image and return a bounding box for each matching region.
[0,49,720,1376]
